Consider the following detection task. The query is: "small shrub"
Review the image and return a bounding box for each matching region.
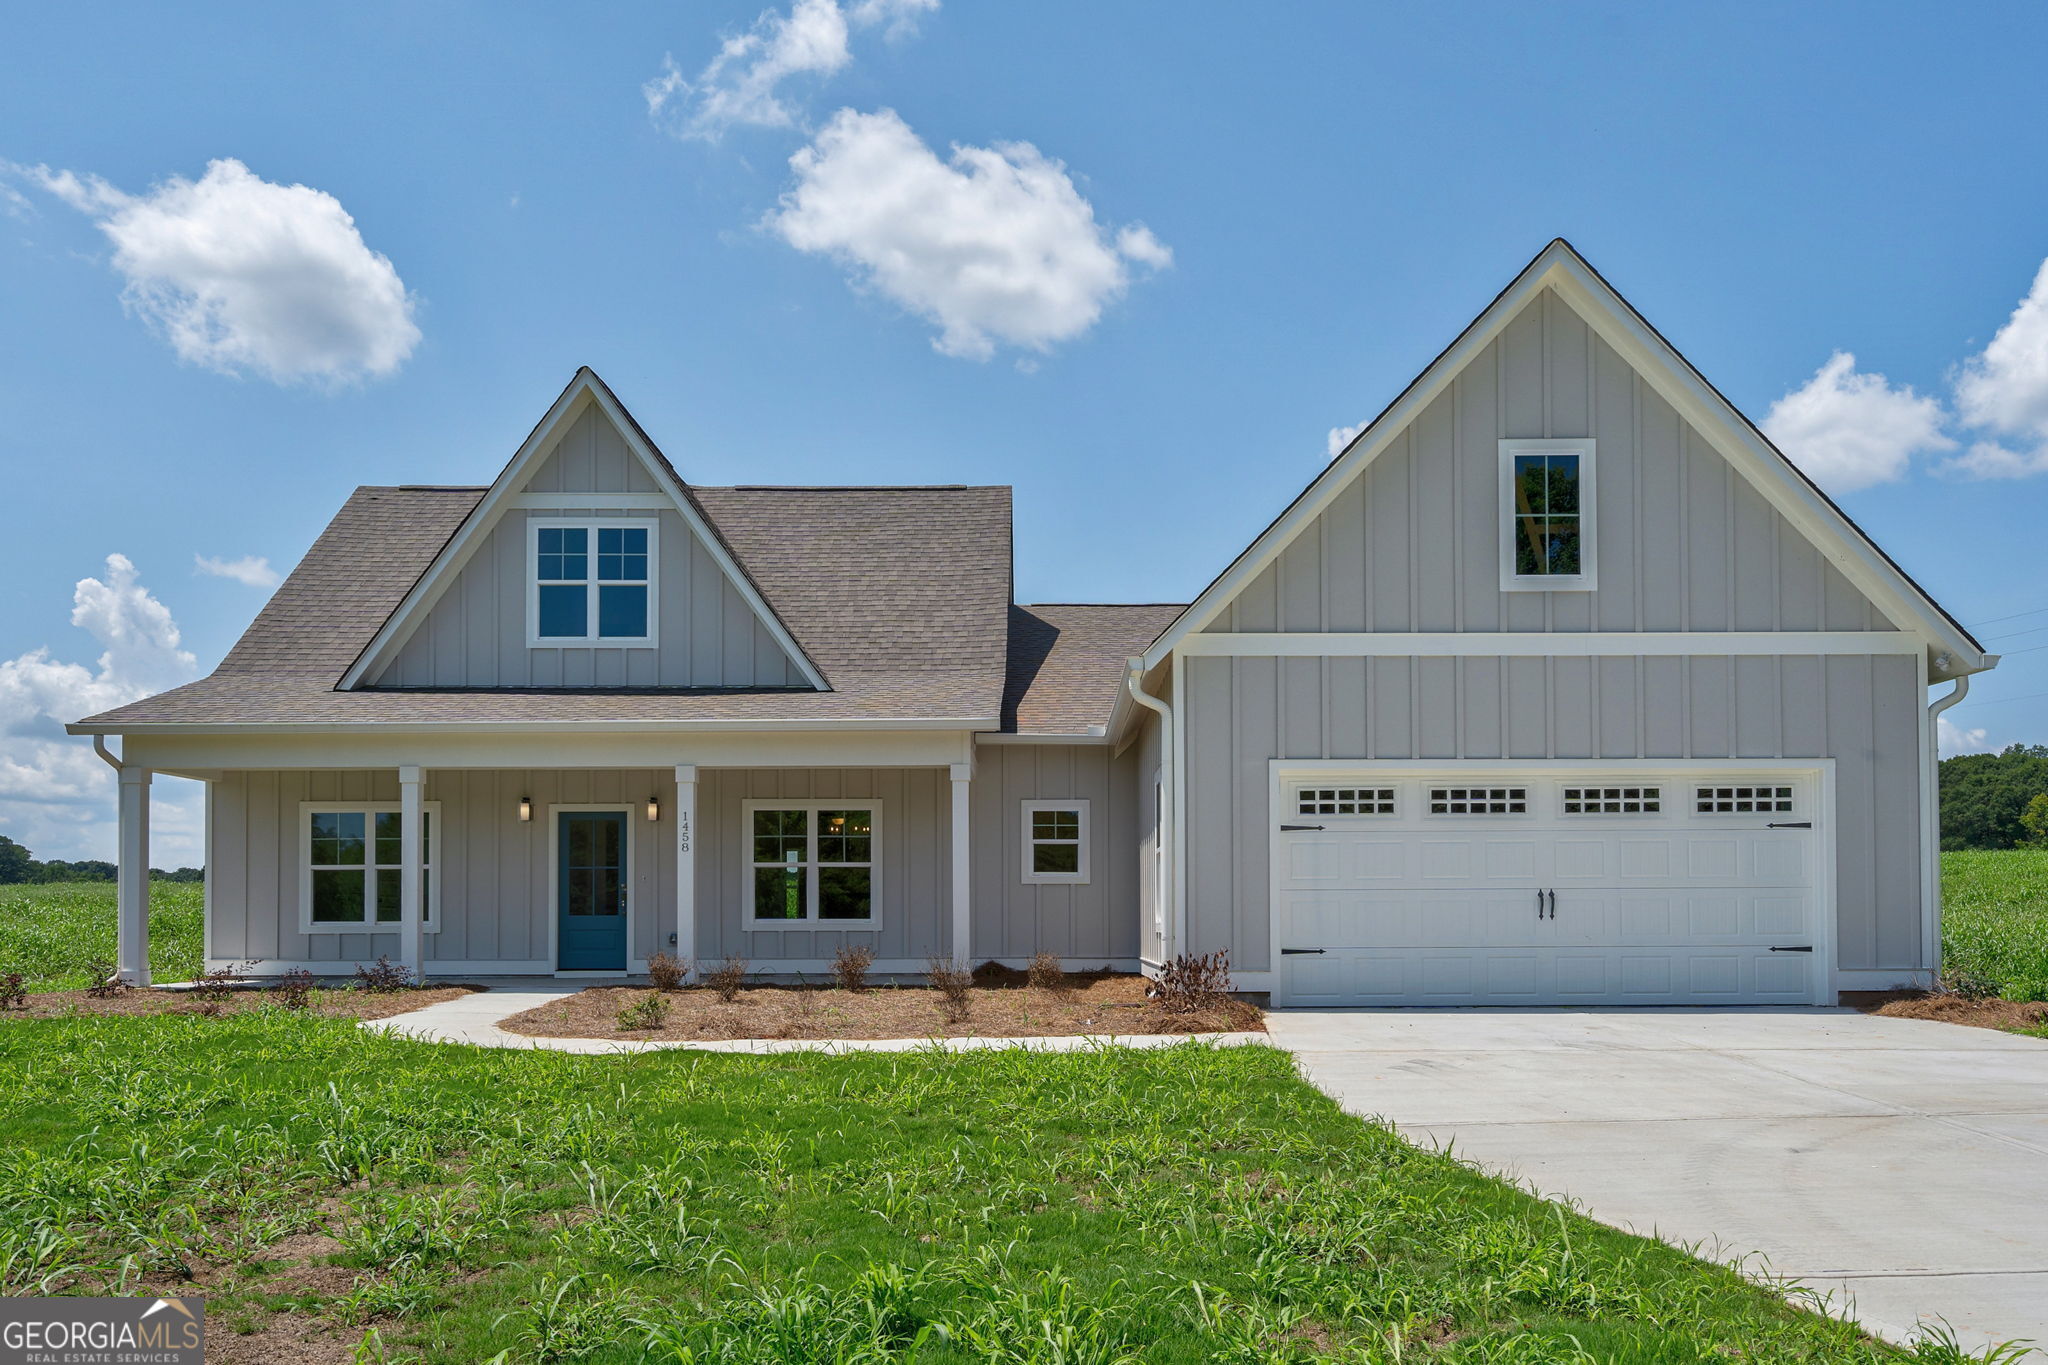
[618,994,671,1031]
[926,956,973,1023]
[274,966,316,1011]
[830,943,875,993]
[1027,951,1068,994]
[0,972,25,1010]
[704,956,748,1004]
[1154,949,1233,1014]
[646,951,688,992]
[1940,967,2001,1001]
[192,960,255,1005]
[354,956,415,994]
[85,958,130,999]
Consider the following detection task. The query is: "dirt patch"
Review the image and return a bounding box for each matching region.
[207,1311,358,1365]
[499,967,1262,1042]
[1859,991,2048,1034]
[1,984,480,1023]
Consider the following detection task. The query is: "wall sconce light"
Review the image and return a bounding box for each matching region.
[518,796,532,822]
[646,795,661,823]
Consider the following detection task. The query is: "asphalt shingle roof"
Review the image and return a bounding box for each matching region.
[1002,603,1183,735]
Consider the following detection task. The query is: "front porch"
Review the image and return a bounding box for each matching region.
[106,759,976,985]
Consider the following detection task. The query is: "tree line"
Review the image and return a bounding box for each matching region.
[0,834,203,885]
[1940,744,2048,850]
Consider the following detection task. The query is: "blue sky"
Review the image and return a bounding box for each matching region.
[4,0,2048,861]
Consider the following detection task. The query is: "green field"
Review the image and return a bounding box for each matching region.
[0,881,204,989]
[0,1012,1987,1364]
[1938,850,2048,1000]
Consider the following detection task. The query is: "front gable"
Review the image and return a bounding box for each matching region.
[347,371,825,691]
[1146,241,1988,678]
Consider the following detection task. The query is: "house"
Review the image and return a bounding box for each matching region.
[72,240,1996,1007]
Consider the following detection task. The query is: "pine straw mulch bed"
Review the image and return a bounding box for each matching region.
[499,967,1263,1043]
[0,983,480,1023]
[1849,990,2048,1034]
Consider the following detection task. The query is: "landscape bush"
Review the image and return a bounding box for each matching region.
[1027,951,1067,994]
[829,943,874,993]
[704,956,747,1004]
[645,951,688,993]
[274,966,315,1011]
[616,995,670,1031]
[1154,948,1233,1013]
[354,956,416,994]
[924,956,973,1022]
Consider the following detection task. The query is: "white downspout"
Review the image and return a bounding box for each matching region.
[1924,669,1972,988]
[1126,659,1176,965]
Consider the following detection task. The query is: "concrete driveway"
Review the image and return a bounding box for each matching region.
[1264,1008,2048,1355]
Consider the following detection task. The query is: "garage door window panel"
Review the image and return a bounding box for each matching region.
[1429,786,1529,816]
[1561,786,1662,816]
[1695,785,1794,815]
[1296,786,1396,817]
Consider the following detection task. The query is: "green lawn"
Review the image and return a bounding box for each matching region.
[1939,850,2048,1000]
[0,881,204,989]
[0,1012,1972,1364]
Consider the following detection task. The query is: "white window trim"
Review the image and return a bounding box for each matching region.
[526,516,660,648]
[297,802,442,935]
[1499,438,1596,593]
[740,799,883,929]
[1021,799,1091,885]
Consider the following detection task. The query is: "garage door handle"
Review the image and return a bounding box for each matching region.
[1280,947,1326,955]
[1768,945,1814,953]
[1279,824,1325,832]
[1766,821,1812,829]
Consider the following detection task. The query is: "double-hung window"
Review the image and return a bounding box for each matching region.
[300,804,439,933]
[530,519,657,645]
[1500,439,1595,590]
[745,802,878,926]
[1022,800,1090,884]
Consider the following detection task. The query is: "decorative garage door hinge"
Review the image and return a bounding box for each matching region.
[1768,945,1815,953]
[1766,821,1812,829]
[1279,824,1325,831]
[1280,947,1326,955]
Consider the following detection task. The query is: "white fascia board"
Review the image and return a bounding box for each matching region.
[1140,241,1987,677]
[1179,631,1917,657]
[976,732,1113,746]
[339,371,829,692]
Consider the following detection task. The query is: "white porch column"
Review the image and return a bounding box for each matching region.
[399,764,426,982]
[949,761,972,969]
[674,764,698,979]
[116,766,152,987]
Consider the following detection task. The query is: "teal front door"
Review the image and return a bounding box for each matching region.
[558,811,628,970]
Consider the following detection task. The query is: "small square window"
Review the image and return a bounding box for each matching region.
[1022,801,1089,884]
[531,520,656,645]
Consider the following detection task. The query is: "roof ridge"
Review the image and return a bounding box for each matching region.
[703,484,1010,493]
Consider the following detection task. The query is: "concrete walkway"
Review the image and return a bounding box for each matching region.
[1264,1007,2048,1355]
[362,979,1267,1055]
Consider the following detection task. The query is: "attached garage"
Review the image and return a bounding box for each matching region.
[1271,764,1830,1008]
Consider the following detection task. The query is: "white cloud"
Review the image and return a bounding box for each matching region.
[11,157,418,385]
[849,0,938,34]
[647,0,853,140]
[1761,351,1953,494]
[768,108,1170,360]
[0,556,203,864]
[1327,420,1367,460]
[193,553,282,589]
[1942,440,2048,481]
[1950,257,2048,476]
[1939,713,1995,759]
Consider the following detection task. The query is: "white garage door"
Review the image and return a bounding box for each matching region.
[1274,771,1823,1007]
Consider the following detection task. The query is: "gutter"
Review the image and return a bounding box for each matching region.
[1125,658,1179,965]
[1922,667,1977,986]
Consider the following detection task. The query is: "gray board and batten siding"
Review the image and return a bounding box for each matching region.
[1179,285,1922,977]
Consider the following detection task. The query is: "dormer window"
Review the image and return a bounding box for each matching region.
[1499,439,1596,591]
[528,519,657,646]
